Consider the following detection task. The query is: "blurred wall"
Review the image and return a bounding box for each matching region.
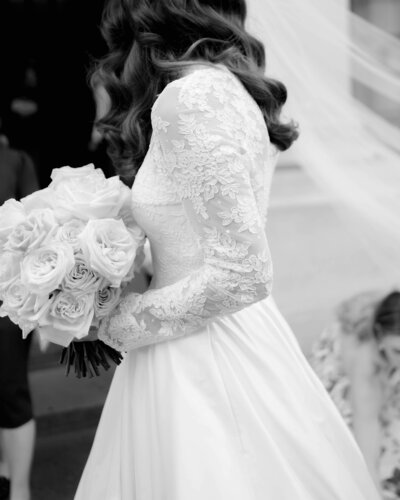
[353,0,400,34]
[352,0,400,126]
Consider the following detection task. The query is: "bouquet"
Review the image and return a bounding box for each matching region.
[0,164,145,377]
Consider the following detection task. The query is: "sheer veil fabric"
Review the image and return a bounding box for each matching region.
[247,0,400,283]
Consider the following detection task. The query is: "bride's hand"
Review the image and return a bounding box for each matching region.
[74,327,99,343]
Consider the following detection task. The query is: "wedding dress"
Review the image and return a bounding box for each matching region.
[75,66,380,499]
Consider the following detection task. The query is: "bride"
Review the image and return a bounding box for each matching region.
[75,0,382,498]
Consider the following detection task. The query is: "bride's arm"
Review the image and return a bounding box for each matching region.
[98,74,272,351]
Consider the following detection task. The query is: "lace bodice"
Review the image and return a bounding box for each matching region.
[98,66,279,351]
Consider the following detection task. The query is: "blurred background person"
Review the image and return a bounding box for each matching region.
[0,0,107,188]
[0,123,40,500]
[310,290,400,499]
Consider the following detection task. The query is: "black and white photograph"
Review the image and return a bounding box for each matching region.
[0,0,400,499]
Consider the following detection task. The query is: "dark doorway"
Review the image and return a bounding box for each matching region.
[0,0,109,187]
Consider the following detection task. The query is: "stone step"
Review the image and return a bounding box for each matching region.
[29,342,63,372]
[30,364,114,437]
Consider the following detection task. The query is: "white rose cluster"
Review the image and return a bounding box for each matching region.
[0,164,145,347]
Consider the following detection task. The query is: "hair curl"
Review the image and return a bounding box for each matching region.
[92,0,299,185]
[374,291,400,339]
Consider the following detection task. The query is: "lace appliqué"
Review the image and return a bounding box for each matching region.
[99,68,274,352]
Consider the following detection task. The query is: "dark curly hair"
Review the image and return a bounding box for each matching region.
[374,291,400,339]
[92,0,299,185]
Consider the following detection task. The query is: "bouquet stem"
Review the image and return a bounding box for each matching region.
[59,340,124,378]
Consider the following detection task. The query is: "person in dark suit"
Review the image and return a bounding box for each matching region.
[0,128,40,500]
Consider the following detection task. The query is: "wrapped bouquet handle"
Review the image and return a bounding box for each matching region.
[60,339,124,378]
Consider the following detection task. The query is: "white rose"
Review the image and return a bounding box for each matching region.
[21,242,75,295]
[55,219,86,251]
[0,280,49,337]
[47,164,128,221]
[118,184,136,227]
[0,279,29,313]
[0,199,26,248]
[79,219,140,287]
[0,305,36,338]
[62,254,103,294]
[94,285,121,319]
[5,209,58,253]
[128,224,146,247]
[38,291,95,346]
[50,164,98,185]
[121,226,146,285]
[0,252,22,299]
[0,282,30,333]
[19,292,50,324]
[20,187,55,213]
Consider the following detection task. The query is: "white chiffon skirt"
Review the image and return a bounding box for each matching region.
[75,297,379,499]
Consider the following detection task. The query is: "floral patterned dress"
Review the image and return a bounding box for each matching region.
[310,291,400,500]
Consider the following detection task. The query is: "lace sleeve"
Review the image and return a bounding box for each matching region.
[98,72,273,351]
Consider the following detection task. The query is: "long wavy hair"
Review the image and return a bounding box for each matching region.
[374,291,400,339]
[92,0,299,185]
